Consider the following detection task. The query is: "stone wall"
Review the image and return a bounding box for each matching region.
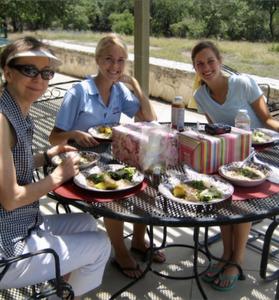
[47,40,279,107]
[48,41,196,106]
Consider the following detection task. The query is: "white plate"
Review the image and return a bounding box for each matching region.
[158,174,234,205]
[73,164,144,192]
[52,151,100,170]
[252,128,279,146]
[88,124,118,140]
[218,161,270,187]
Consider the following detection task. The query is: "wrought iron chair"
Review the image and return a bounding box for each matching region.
[260,216,279,299]
[0,248,74,299]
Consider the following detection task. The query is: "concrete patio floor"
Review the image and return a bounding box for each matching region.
[38,73,279,300]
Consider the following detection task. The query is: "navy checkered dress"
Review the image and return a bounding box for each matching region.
[0,89,43,258]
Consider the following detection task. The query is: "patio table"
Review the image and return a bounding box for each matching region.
[52,140,279,300]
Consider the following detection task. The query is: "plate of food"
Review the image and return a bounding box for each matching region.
[73,164,144,192]
[158,174,234,205]
[218,161,271,187]
[51,151,100,170]
[88,124,118,141]
[252,128,279,146]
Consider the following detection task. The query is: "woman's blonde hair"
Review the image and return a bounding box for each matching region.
[95,33,128,61]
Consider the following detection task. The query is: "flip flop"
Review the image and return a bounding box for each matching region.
[211,272,240,291]
[130,246,166,263]
[202,264,224,283]
[111,259,142,279]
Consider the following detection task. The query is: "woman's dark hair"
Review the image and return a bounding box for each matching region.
[1,36,48,69]
[191,41,222,64]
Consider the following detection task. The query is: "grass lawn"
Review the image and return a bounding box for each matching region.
[8,31,279,80]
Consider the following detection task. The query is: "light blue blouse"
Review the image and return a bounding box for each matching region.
[194,74,265,129]
[55,77,140,131]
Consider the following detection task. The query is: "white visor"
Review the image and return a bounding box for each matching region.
[6,49,61,67]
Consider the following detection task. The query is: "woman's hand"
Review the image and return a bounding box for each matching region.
[119,74,134,85]
[50,154,80,186]
[73,131,99,147]
[46,144,78,159]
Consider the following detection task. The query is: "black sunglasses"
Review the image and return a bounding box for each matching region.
[10,64,55,80]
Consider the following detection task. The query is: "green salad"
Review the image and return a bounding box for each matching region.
[86,167,137,190]
[172,180,223,202]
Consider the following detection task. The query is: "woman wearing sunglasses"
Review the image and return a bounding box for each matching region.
[0,36,110,299]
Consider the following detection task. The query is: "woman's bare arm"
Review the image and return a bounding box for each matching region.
[49,127,99,147]
[120,75,157,122]
[252,95,279,132]
[0,114,80,211]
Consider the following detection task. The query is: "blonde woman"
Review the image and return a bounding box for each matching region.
[49,33,165,279]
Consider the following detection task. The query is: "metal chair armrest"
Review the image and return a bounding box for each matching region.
[0,248,73,299]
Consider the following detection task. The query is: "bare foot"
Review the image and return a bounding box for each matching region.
[131,241,166,263]
[213,265,240,289]
[113,254,143,279]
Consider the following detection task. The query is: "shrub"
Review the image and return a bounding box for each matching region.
[109,10,134,35]
[270,44,279,52]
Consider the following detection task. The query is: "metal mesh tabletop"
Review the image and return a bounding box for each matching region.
[54,143,279,228]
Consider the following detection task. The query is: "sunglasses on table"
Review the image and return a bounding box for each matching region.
[9,64,55,80]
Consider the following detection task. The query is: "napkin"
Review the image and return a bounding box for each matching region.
[253,155,279,184]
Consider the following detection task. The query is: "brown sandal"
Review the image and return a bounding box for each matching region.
[131,247,166,263]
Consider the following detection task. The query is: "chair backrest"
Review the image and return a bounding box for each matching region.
[31,80,81,154]
[222,64,272,105]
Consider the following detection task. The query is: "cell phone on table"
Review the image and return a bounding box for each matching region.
[205,123,231,135]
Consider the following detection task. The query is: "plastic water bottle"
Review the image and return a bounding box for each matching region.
[171,96,185,131]
[235,109,251,130]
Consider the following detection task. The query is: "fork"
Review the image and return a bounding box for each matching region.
[239,149,256,168]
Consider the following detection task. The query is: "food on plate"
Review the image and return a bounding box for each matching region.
[52,151,99,169]
[86,166,137,190]
[218,161,270,187]
[159,172,233,205]
[252,130,273,144]
[88,125,116,140]
[97,126,113,138]
[98,126,112,135]
[223,165,266,181]
[172,180,223,202]
[77,152,98,165]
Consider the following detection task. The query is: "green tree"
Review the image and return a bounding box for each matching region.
[250,0,278,40]
[62,0,90,30]
[27,0,70,30]
[109,10,134,35]
[150,0,189,36]
[96,0,134,32]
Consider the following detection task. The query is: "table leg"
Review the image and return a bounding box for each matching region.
[193,227,208,300]
[260,217,279,281]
